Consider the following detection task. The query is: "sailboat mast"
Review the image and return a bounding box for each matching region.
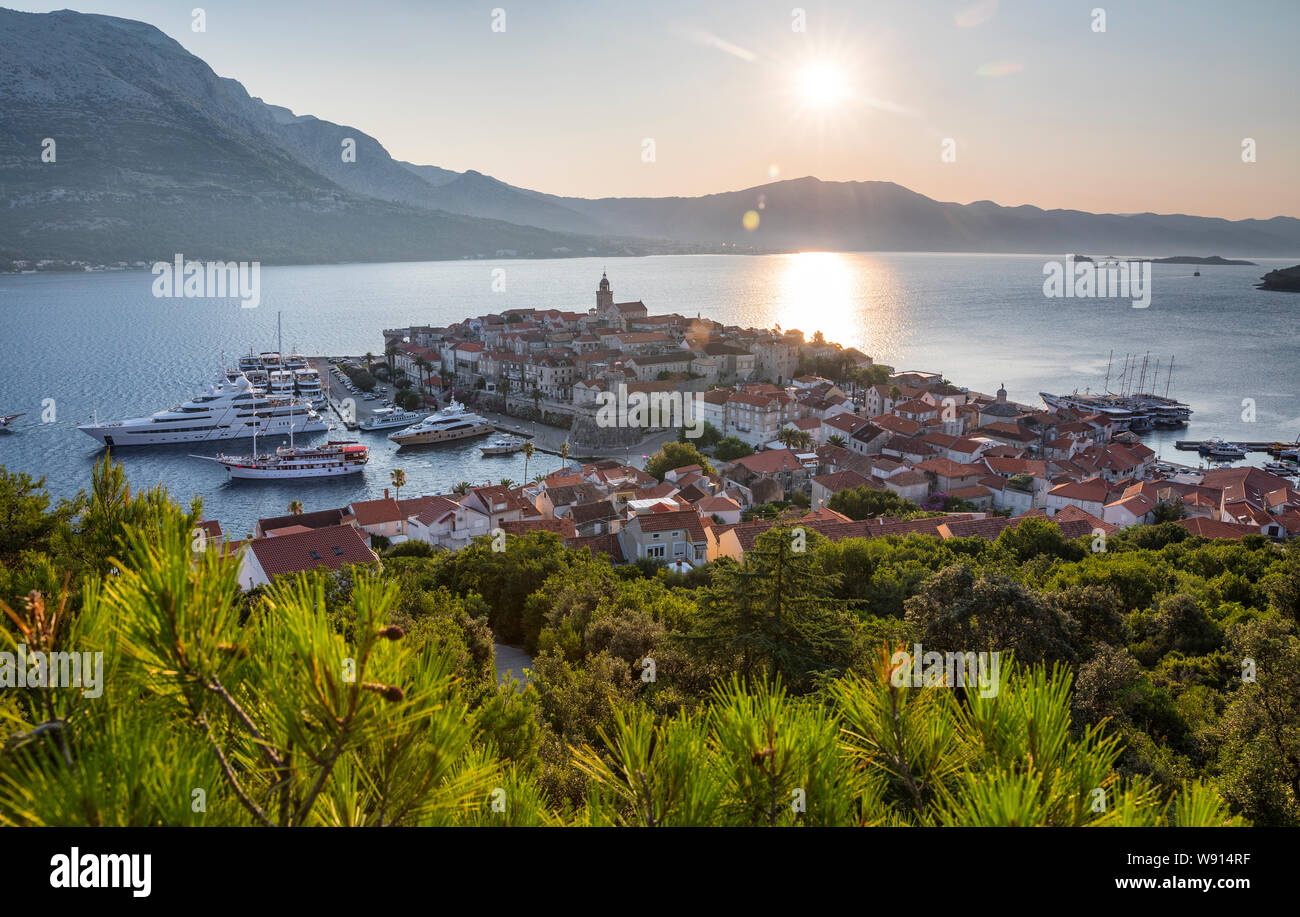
[1165,356,1174,398]
[1103,349,1113,393]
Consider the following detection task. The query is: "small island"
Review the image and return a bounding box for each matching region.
[1151,255,1256,266]
[1256,264,1300,292]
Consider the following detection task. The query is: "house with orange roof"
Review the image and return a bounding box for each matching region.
[1046,477,1111,518]
[914,458,988,493]
[881,469,930,502]
[695,494,743,525]
[1175,517,1257,540]
[869,413,923,437]
[617,508,709,566]
[728,448,810,497]
[810,469,877,508]
[345,496,408,542]
[946,483,995,510]
[1102,492,1158,528]
[406,495,491,550]
[238,524,378,590]
[1052,504,1117,535]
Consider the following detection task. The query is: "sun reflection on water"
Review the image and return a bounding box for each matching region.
[774,251,901,357]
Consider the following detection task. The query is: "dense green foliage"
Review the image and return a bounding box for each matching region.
[827,485,923,520]
[644,442,715,480]
[1,460,1295,825]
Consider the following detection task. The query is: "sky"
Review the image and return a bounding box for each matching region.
[12,0,1299,218]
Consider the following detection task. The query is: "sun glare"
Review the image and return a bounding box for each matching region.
[798,63,848,109]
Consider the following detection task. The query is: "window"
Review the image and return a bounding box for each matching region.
[309,550,321,560]
[332,546,344,556]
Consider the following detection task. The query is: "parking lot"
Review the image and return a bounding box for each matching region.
[312,356,409,430]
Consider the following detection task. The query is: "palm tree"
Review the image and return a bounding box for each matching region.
[414,356,429,398]
[498,478,516,490]
[560,441,570,471]
[828,434,846,448]
[365,351,375,373]
[453,480,471,495]
[384,343,397,379]
[288,500,304,516]
[521,441,535,481]
[532,473,546,484]
[390,468,407,502]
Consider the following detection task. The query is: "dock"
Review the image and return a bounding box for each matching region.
[1175,440,1296,455]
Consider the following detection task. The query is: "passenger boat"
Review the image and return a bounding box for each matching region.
[358,407,424,432]
[193,397,366,479]
[0,413,24,431]
[387,400,494,446]
[198,441,369,479]
[1198,437,1247,460]
[480,436,526,455]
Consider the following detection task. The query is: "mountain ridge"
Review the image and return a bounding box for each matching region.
[1,7,1296,264]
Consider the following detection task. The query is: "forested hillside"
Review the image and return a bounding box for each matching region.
[2,459,1296,826]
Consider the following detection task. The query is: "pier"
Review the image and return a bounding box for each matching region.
[1175,440,1296,455]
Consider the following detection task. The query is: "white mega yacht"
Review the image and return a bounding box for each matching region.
[78,373,329,447]
[294,368,325,407]
[387,400,494,446]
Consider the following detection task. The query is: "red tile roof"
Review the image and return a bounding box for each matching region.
[631,508,708,542]
[249,524,377,578]
[500,517,577,538]
[733,449,804,475]
[348,497,404,526]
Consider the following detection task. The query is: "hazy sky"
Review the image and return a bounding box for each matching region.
[14,0,1299,218]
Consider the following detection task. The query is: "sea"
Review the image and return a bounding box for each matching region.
[0,252,1295,536]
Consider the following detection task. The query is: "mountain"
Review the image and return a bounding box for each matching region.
[1,7,1296,265]
[0,8,637,263]
[528,179,1300,258]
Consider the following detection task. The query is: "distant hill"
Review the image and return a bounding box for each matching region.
[528,180,1300,258]
[1151,255,1256,265]
[2,7,1297,264]
[1256,265,1300,292]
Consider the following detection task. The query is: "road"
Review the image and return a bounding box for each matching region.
[494,644,534,689]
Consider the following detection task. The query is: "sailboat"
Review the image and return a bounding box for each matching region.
[0,413,24,431]
[193,400,367,479]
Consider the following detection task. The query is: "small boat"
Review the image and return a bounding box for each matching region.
[480,436,526,455]
[1198,437,1247,460]
[359,407,424,432]
[0,413,24,431]
[1264,461,1299,476]
[1193,271,1201,277]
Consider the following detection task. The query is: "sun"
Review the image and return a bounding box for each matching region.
[798,63,848,109]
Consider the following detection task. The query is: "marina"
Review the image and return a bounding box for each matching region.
[3,253,1297,536]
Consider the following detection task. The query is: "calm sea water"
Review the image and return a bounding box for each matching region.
[0,253,1295,535]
